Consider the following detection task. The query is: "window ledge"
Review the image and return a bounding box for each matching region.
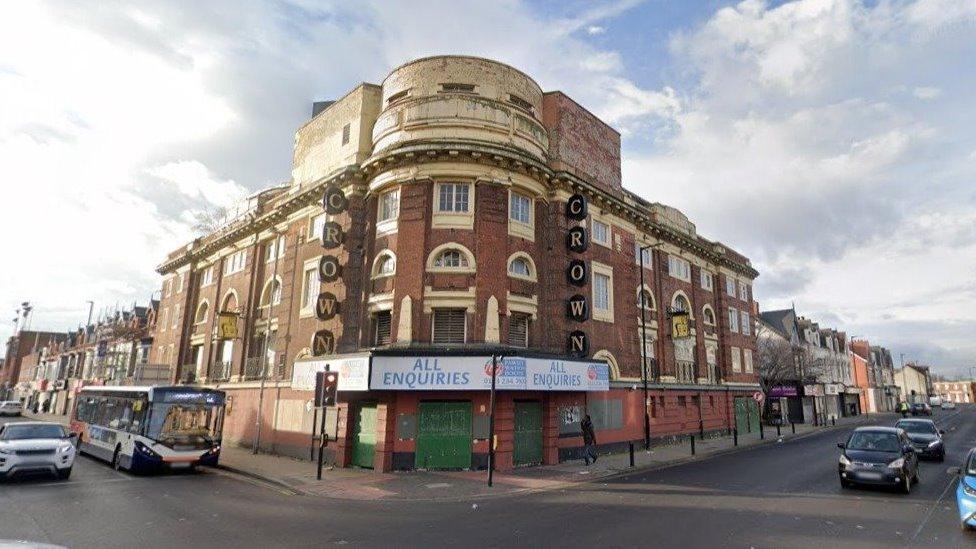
[508,220,534,241]
[427,266,476,275]
[376,219,398,236]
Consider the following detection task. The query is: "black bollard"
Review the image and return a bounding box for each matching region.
[690,434,696,455]
[832,416,836,427]
[760,421,764,440]
[776,423,781,437]
[791,422,796,434]
[733,427,738,446]
[629,441,635,467]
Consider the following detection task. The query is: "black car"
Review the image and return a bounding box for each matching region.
[838,426,919,493]
[895,418,945,461]
[911,402,932,416]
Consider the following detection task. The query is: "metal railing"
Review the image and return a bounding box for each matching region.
[208,361,234,382]
[244,357,284,381]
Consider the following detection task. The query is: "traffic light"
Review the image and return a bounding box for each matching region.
[315,370,338,407]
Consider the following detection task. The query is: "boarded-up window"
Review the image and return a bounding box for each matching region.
[587,399,623,431]
[373,311,392,346]
[508,313,529,348]
[432,309,466,344]
[341,123,350,145]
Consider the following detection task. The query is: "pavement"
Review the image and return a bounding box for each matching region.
[2,406,974,548]
[23,409,895,501]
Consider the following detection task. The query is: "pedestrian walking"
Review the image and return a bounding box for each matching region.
[898,401,909,418]
[581,414,598,465]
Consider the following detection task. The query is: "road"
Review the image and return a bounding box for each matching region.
[2,407,974,548]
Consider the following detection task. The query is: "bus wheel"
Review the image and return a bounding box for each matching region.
[112,447,123,471]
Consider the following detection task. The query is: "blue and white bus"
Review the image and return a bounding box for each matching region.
[70,386,225,473]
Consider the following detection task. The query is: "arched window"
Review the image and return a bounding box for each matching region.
[434,250,466,268]
[637,287,655,310]
[372,250,397,278]
[222,291,239,313]
[194,301,209,324]
[672,293,690,314]
[702,305,716,325]
[426,243,477,273]
[260,278,282,307]
[506,252,537,281]
[592,349,620,381]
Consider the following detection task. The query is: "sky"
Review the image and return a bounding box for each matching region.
[1,0,974,376]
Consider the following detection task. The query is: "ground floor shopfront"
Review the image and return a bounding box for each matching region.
[210,353,762,473]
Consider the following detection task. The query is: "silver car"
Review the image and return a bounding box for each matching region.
[0,422,76,480]
[0,401,22,416]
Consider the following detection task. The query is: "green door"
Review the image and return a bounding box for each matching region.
[513,401,543,467]
[735,397,750,434]
[352,403,377,469]
[748,400,761,433]
[416,402,472,470]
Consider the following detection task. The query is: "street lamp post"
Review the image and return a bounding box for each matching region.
[253,231,283,455]
[637,243,657,451]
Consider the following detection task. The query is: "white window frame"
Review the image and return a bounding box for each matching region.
[638,286,655,311]
[740,311,751,336]
[265,236,286,264]
[377,188,400,235]
[743,348,754,373]
[426,243,477,274]
[260,278,283,308]
[309,213,327,239]
[700,270,713,291]
[591,217,611,248]
[668,256,691,282]
[702,305,716,326]
[731,347,742,372]
[432,182,474,229]
[739,281,749,301]
[200,267,214,287]
[300,259,320,316]
[726,276,737,297]
[194,301,210,325]
[371,250,397,279]
[728,307,739,333]
[634,242,653,269]
[507,190,534,241]
[506,252,537,282]
[172,304,180,329]
[591,261,614,323]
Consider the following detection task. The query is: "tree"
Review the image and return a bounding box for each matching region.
[190,205,229,235]
[756,323,799,396]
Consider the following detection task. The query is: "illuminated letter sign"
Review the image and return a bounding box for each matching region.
[312,330,336,357]
[322,186,348,215]
[567,330,589,357]
[566,260,587,287]
[321,221,344,249]
[567,295,588,322]
[315,292,340,321]
[566,194,587,221]
[566,226,588,253]
[319,256,341,282]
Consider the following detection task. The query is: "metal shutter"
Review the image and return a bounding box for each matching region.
[507,313,528,347]
[432,309,466,344]
[374,311,392,346]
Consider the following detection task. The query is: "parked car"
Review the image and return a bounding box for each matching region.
[0,401,23,417]
[838,426,919,493]
[0,422,77,480]
[943,401,957,410]
[895,418,946,461]
[949,448,976,531]
[930,396,943,408]
[911,402,932,416]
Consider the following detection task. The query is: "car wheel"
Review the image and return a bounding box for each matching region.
[912,469,920,484]
[840,479,852,489]
[112,448,123,471]
[57,467,72,480]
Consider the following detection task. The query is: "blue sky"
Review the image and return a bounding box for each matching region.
[1,0,974,375]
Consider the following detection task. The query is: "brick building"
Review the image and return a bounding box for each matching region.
[151,56,760,472]
[1,330,65,400]
[933,380,975,404]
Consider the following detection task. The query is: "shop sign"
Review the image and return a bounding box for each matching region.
[312,329,336,356]
[315,292,340,321]
[768,386,798,398]
[322,186,348,214]
[566,227,588,253]
[319,256,341,282]
[566,259,588,286]
[369,355,609,392]
[314,184,347,357]
[292,355,369,392]
[565,194,588,220]
[216,312,239,339]
[670,313,690,339]
[565,193,589,358]
[566,295,589,321]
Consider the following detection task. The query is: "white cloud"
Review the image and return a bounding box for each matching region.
[587,25,606,35]
[913,86,942,99]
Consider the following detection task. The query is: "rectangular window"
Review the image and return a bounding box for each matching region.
[728,307,739,332]
[432,309,466,344]
[224,250,247,275]
[265,236,286,263]
[740,311,751,336]
[301,266,318,310]
[200,267,213,287]
[731,347,742,372]
[379,189,400,222]
[172,304,180,329]
[700,271,713,291]
[509,192,531,224]
[508,313,530,348]
[441,82,476,93]
[668,256,691,281]
[309,213,326,239]
[341,123,350,145]
[161,308,169,332]
[592,219,610,247]
[743,349,754,373]
[594,273,610,311]
[177,273,185,294]
[739,282,750,301]
[373,311,392,346]
[726,276,736,297]
[437,183,470,213]
[634,242,652,268]
[164,279,171,297]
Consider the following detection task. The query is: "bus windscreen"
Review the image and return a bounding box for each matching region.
[147,402,223,450]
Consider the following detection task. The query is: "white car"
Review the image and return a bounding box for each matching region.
[0,422,76,480]
[942,401,957,410]
[0,401,22,416]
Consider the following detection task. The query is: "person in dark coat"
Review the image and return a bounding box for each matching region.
[581,414,597,465]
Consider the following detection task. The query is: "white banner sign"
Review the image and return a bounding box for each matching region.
[292,355,370,392]
[369,355,609,392]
